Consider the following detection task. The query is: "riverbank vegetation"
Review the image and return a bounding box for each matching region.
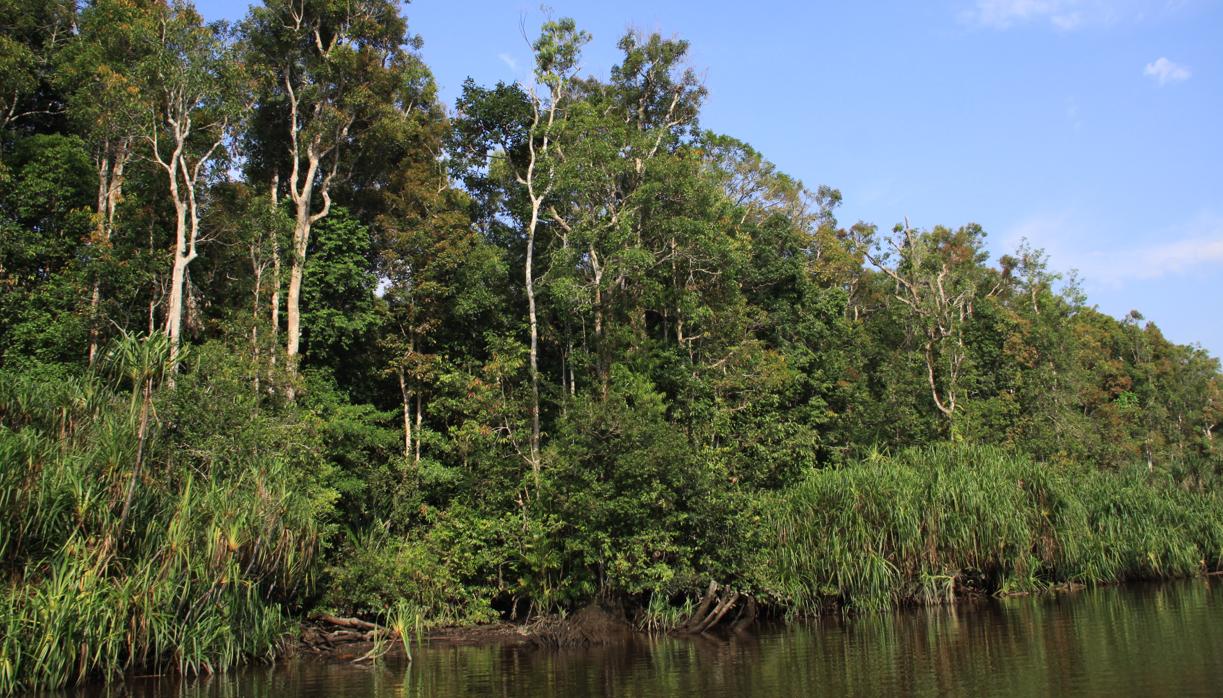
[764,445,1223,614]
[2,0,1220,693]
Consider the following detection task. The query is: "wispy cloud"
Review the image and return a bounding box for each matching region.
[497,52,519,72]
[1065,97,1083,130]
[1001,212,1223,287]
[963,0,1164,30]
[1144,56,1192,85]
[1121,237,1223,280]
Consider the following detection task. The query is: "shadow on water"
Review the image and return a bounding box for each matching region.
[48,579,1222,698]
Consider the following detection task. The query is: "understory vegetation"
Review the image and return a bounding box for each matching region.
[764,444,1223,614]
[0,344,329,692]
[1,0,1220,693]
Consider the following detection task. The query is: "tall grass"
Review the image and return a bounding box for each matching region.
[637,592,696,633]
[763,444,1223,614]
[0,338,323,694]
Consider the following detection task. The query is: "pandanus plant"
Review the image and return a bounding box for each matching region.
[100,330,181,550]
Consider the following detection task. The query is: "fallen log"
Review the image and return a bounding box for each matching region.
[299,614,397,652]
[316,614,384,632]
[692,591,740,634]
[678,580,719,632]
[323,630,374,643]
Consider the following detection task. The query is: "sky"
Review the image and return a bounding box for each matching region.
[201,0,1223,358]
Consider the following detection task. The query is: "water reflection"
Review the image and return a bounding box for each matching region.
[56,579,1222,697]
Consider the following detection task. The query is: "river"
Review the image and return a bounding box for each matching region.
[65,579,1222,697]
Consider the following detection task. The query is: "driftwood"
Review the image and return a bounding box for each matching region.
[678,581,719,632]
[324,630,367,643]
[677,582,756,634]
[300,614,396,653]
[692,591,739,633]
[316,614,384,632]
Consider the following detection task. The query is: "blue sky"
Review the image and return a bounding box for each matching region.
[202,0,1223,358]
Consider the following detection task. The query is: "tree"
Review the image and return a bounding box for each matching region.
[548,31,705,395]
[62,0,152,364]
[0,0,75,133]
[136,0,239,373]
[519,18,589,479]
[863,223,989,434]
[449,18,590,481]
[299,207,382,374]
[241,0,429,371]
[378,177,473,463]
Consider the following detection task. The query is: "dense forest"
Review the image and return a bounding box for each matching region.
[2,0,1221,692]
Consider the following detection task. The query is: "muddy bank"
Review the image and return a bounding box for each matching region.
[292,581,1113,664]
[294,603,644,662]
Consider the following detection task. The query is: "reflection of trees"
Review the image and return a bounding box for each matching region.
[81,581,1219,697]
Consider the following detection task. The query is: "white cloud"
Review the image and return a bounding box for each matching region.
[964,0,1166,30]
[1124,237,1223,279]
[497,52,519,72]
[1001,212,1223,287]
[1144,56,1191,85]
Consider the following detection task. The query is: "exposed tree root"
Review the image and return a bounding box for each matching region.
[677,583,757,634]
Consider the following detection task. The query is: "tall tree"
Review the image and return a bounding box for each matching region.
[863,223,988,434]
[518,18,589,478]
[377,157,472,463]
[241,0,427,370]
[137,0,238,372]
[62,0,150,363]
[552,31,705,392]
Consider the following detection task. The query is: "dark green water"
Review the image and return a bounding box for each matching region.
[68,579,1223,697]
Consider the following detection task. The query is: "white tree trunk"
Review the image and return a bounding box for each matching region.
[406,369,420,462]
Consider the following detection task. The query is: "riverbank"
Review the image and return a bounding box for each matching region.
[4,431,1220,696]
[293,602,639,662]
[123,579,1223,698]
[286,574,1216,668]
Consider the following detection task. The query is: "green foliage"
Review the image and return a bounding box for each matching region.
[764,443,1223,614]
[321,524,496,627]
[1,3,1222,693]
[540,367,748,603]
[0,133,94,365]
[0,343,333,693]
[300,368,400,531]
[302,208,384,366]
[532,17,590,86]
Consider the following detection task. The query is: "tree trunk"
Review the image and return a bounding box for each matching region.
[88,142,128,365]
[398,367,412,460]
[164,254,189,369]
[414,390,423,466]
[270,254,281,371]
[88,151,110,366]
[526,199,541,482]
[269,175,281,371]
[923,339,956,426]
[284,140,333,371]
[282,193,314,403]
[590,244,607,397]
[680,581,719,632]
[163,189,191,375]
[251,247,263,393]
[285,204,310,360]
